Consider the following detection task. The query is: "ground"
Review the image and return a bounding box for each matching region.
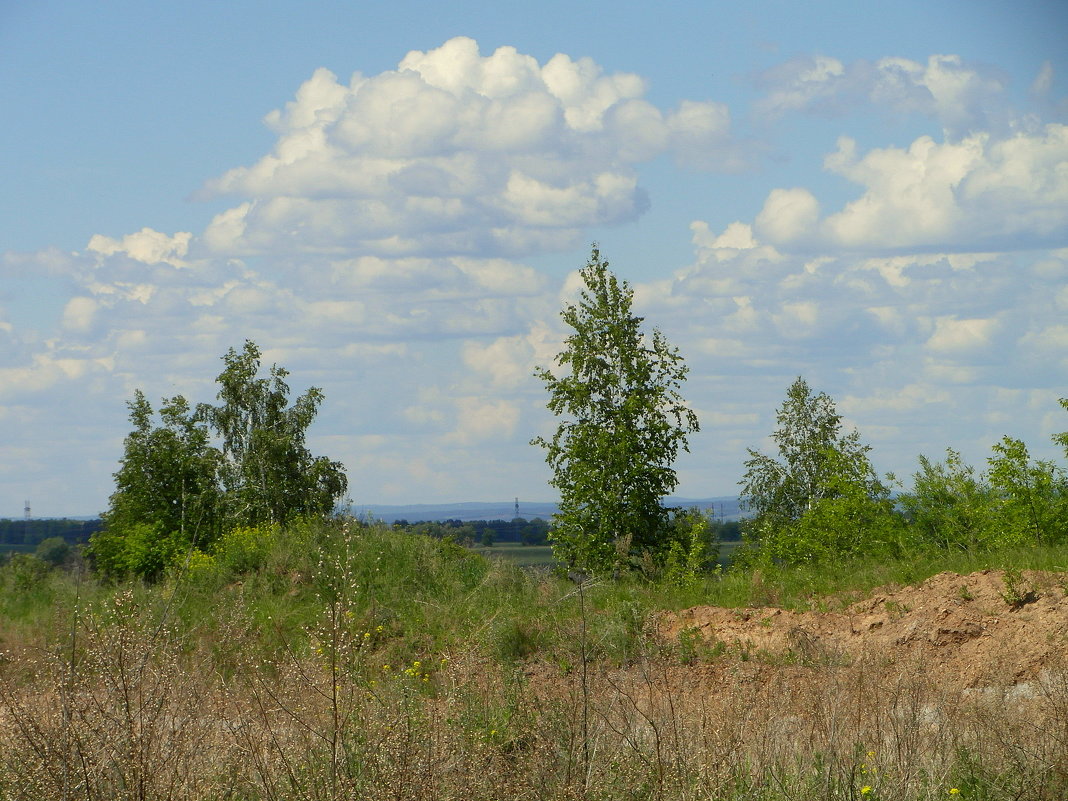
[658,569,1068,690]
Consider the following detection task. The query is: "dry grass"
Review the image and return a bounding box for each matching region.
[1,595,1065,800]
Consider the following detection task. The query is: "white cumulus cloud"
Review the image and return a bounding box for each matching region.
[199,37,743,259]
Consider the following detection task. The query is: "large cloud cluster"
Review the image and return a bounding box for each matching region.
[199,37,741,259]
[2,38,753,511]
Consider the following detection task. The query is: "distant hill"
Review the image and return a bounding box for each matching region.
[5,497,745,528]
[353,497,743,524]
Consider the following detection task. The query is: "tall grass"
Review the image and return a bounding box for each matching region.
[0,519,1065,800]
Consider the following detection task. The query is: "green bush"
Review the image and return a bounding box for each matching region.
[34,537,71,568]
[211,523,280,575]
[0,553,51,592]
[89,521,185,581]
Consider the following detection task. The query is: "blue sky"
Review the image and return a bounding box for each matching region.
[1,0,1066,515]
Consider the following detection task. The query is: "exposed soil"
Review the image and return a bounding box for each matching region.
[658,569,1068,689]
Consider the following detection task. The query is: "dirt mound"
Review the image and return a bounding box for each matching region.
[659,569,1068,688]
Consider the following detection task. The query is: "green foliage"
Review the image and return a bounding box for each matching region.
[34,537,71,567]
[491,616,548,663]
[1054,397,1068,459]
[0,552,51,592]
[100,391,222,568]
[898,449,1001,550]
[92,341,347,581]
[662,508,719,587]
[999,566,1039,608]
[211,523,281,575]
[899,436,1068,553]
[91,521,186,581]
[740,377,896,564]
[987,436,1066,546]
[533,246,699,573]
[199,340,347,529]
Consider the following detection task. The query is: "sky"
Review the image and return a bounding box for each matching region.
[1,0,1067,517]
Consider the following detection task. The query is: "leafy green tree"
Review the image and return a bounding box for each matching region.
[92,341,347,580]
[898,449,1000,551]
[1055,397,1068,459]
[532,246,699,573]
[93,392,222,579]
[662,508,719,586]
[987,436,1066,546]
[198,340,348,528]
[740,377,897,564]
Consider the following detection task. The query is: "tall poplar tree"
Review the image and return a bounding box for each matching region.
[533,246,699,573]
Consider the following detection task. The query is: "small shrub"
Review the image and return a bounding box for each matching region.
[1001,568,1039,609]
[212,523,280,575]
[492,617,547,662]
[676,626,725,665]
[0,553,50,592]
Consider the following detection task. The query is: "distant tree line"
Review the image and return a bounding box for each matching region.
[0,518,102,548]
[388,517,740,549]
[392,518,552,546]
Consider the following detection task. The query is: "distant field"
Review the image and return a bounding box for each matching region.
[718,540,742,565]
[0,544,35,554]
[475,541,744,569]
[472,544,556,567]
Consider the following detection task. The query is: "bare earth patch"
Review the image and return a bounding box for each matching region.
[659,569,1068,689]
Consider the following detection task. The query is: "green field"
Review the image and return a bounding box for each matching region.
[475,541,744,569]
[472,543,556,567]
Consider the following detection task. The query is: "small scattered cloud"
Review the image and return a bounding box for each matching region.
[87,228,192,268]
[752,52,1011,137]
[1030,60,1054,97]
[924,316,1001,354]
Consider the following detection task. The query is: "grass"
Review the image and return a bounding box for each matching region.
[0,519,1066,800]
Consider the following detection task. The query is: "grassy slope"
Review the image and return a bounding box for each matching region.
[0,521,1066,800]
